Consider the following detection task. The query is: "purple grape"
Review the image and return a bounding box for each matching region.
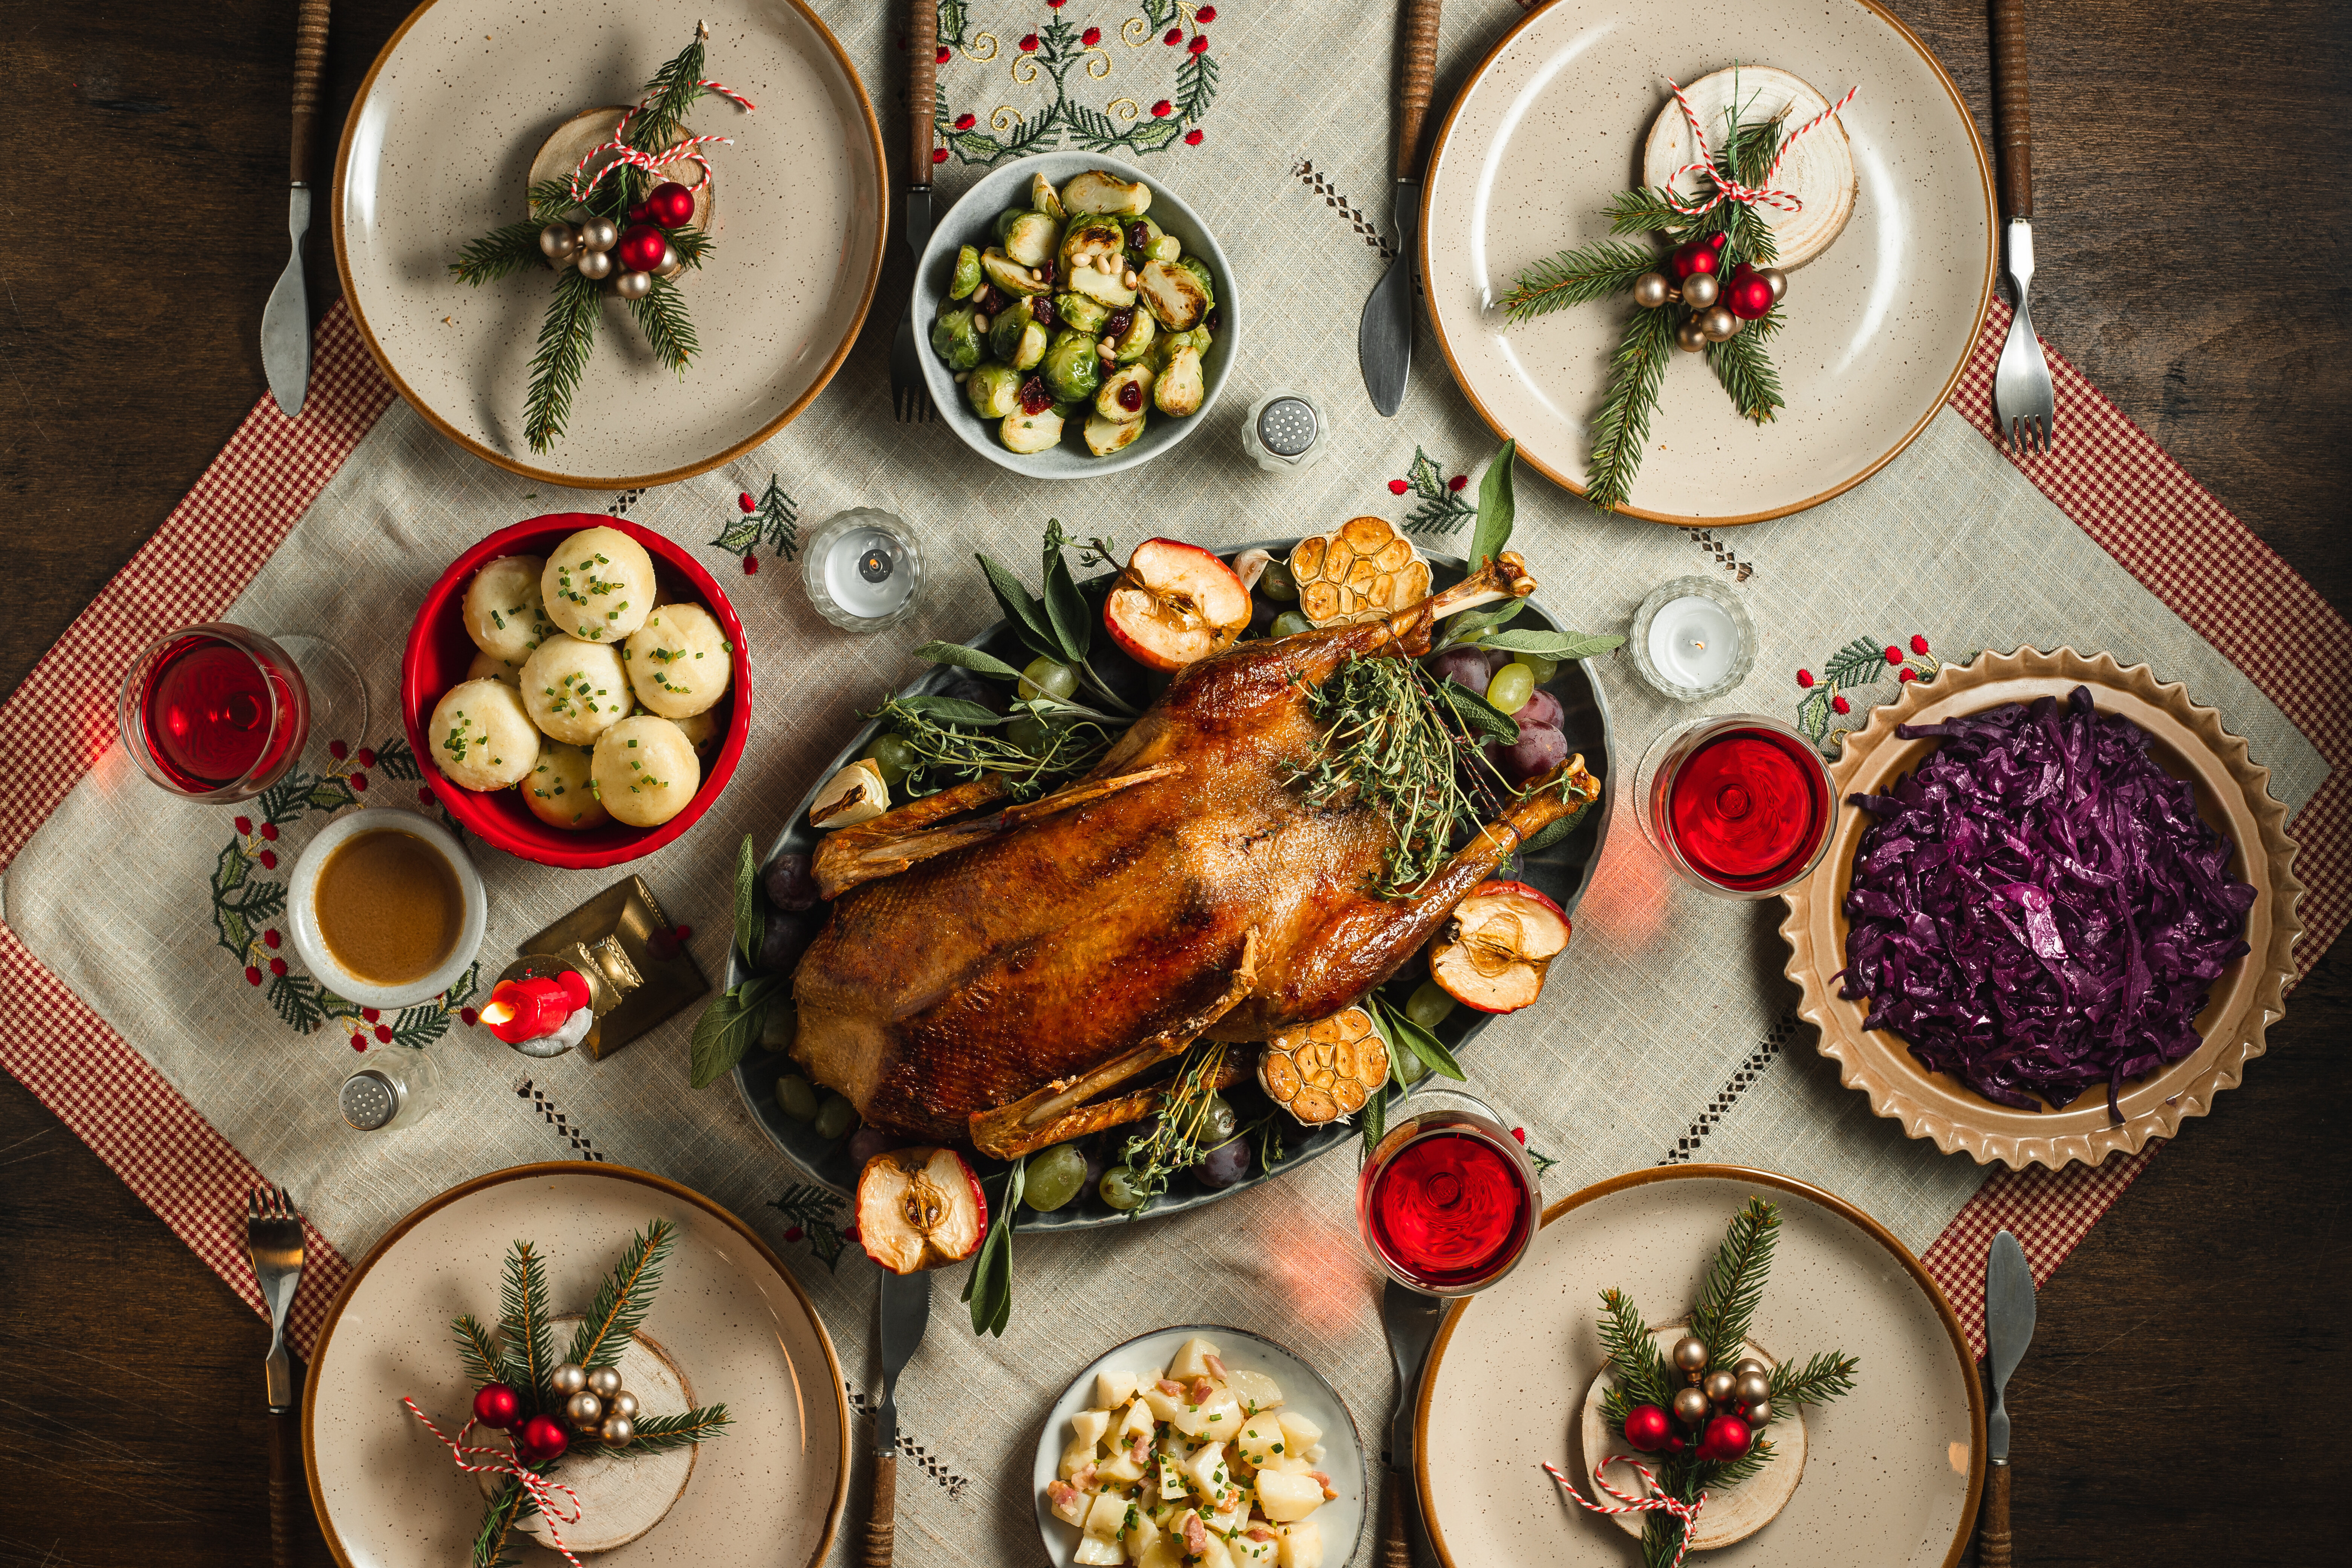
[764,853,820,911]
[1427,646,1494,691]
[1080,1140,1109,1193]
[1494,722,1569,784]
[1518,688,1564,732]
[758,909,819,973]
[1246,594,1284,639]
[1194,1136,1253,1190]
[845,1127,896,1169]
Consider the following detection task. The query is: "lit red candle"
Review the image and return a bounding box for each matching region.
[481,974,590,1043]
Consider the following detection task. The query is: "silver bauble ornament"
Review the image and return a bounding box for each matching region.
[577,217,619,254]
[576,250,614,281]
[1702,1369,1738,1406]
[586,1365,623,1398]
[1670,1335,1709,1375]
[1632,271,1672,309]
[1699,305,1740,342]
[565,1390,604,1426]
[1743,1398,1773,1427]
[539,223,579,261]
[608,1390,640,1422]
[1680,272,1720,309]
[1674,318,1710,353]
[601,1414,635,1447]
[1734,1370,1772,1407]
[550,1363,589,1396]
[615,270,653,300]
[1757,267,1788,304]
[1672,1386,1712,1427]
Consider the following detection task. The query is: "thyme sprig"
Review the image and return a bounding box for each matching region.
[873,695,1115,801]
[1115,1041,1231,1212]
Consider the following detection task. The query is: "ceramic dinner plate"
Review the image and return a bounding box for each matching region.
[1416,1166,1983,1568]
[334,0,885,487]
[1031,1324,1368,1568]
[1421,0,1995,524]
[304,1163,849,1568]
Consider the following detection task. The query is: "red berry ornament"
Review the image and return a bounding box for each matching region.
[1698,1413,1752,1461]
[1623,1404,1672,1453]
[1725,274,1775,320]
[646,182,696,228]
[1669,240,1721,281]
[472,1382,521,1430]
[517,1414,569,1466]
[616,224,668,274]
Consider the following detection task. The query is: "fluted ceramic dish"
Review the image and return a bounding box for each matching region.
[1420,0,1995,524]
[333,0,885,487]
[1779,648,2303,1170]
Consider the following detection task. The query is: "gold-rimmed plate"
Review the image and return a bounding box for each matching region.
[1419,0,1996,524]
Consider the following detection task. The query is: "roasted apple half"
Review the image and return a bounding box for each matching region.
[1102,537,1251,671]
[1428,879,1571,1014]
[855,1146,988,1274]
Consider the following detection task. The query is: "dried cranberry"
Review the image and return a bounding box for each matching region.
[974,283,1007,316]
[1031,295,1057,328]
[1118,381,1144,412]
[1125,220,1152,251]
[1204,306,1222,331]
[1036,262,1056,286]
[1104,308,1134,339]
[1018,376,1052,415]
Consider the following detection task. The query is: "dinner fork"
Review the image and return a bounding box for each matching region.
[247,1185,306,1568]
[889,0,938,424]
[1991,0,2053,455]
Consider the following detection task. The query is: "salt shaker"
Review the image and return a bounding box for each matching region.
[339,1049,443,1132]
[1241,391,1329,474]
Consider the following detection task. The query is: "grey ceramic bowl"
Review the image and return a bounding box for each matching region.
[913,152,1236,479]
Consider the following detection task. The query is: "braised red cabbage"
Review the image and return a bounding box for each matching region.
[1839,686,2254,1121]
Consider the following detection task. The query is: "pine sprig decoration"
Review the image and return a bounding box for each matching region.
[524,269,603,453]
[625,275,700,376]
[565,1219,676,1371]
[1596,1288,1675,1413]
[609,1404,733,1455]
[452,222,554,286]
[474,1478,535,1568]
[627,26,710,166]
[1688,1196,1779,1366]
[1583,303,1676,514]
[1706,308,1785,423]
[1768,1350,1861,1409]
[453,1314,505,1389]
[1495,239,1663,324]
[499,1240,557,1408]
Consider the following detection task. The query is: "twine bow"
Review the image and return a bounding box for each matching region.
[1544,1456,1710,1568]
[404,1397,588,1568]
[1660,79,1860,218]
[564,78,758,205]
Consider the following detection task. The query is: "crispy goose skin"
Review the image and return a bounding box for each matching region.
[789,556,1571,1144]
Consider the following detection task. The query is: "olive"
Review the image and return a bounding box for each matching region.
[812,1091,858,1141]
[1269,611,1314,639]
[1406,980,1458,1032]
[775,1074,820,1122]
[1099,1165,1147,1211]
[1017,657,1080,703]
[861,732,917,785]
[1486,661,1536,714]
[1197,1093,1238,1145]
[1257,560,1300,602]
[1023,1144,1089,1212]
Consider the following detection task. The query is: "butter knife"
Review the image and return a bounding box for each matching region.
[1379,1280,1442,1566]
[262,0,331,417]
[1981,1229,2035,1568]
[1357,0,1442,416]
[865,1269,932,1566]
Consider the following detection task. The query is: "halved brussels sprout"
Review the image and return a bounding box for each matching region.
[966,361,1023,419]
[1145,233,1184,264]
[1040,328,1104,406]
[1066,265,1136,309]
[1153,345,1205,416]
[1029,172,1067,220]
[1177,255,1217,305]
[1095,363,1156,422]
[1137,258,1208,331]
[979,247,1051,297]
[1053,292,1111,334]
[1001,211,1062,269]
[947,244,982,300]
[1083,410,1146,456]
[1148,326,1208,372]
[1060,170,1152,216]
[1000,406,1066,454]
[990,297,1050,370]
[1110,306,1156,364]
[929,302,984,371]
[1060,218,1126,277]
[991,208,1029,245]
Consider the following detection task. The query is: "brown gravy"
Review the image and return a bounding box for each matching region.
[314,828,462,985]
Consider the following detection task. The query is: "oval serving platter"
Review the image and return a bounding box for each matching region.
[733,543,1616,1229]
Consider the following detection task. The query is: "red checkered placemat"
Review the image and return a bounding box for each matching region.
[0,298,2340,1358]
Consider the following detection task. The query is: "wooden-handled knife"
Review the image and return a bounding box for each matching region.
[262,0,330,417]
[1357,0,1443,416]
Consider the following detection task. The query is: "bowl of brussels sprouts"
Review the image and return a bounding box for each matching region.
[916,152,1236,478]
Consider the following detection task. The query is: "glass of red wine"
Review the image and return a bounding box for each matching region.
[116,623,368,802]
[1633,713,1836,899]
[1358,1088,1543,1297]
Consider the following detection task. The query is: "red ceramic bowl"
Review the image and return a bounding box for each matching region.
[401,515,752,869]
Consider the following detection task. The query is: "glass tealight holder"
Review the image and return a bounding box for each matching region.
[1628,576,1756,702]
[802,508,924,632]
[1240,390,1330,474]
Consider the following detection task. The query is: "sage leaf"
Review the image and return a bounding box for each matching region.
[896,694,1005,726]
[1468,438,1518,570]
[688,974,786,1089]
[974,553,1060,663]
[913,640,1027,682]
[1040,522,1093,665]
[1518,796,1595,855]
[1375,994,1467,1082]
[1432,678,1522,744]
[732,834,761,972]
[1482,628,1628,661]
[962,1159,1024,1337]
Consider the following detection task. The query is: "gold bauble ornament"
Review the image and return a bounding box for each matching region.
[1681,272,1720,309]
[601,1413,635,1446]
[585,1365,624,1398]
[565,1389,604,1426]
[1672,1386,1713,1427]
[1699,305,1740,342]
[1702,1369,1738,1405]
[1758,267,1789,304]
[1744,1397,1773,1427]
[539,223,579,261]
[577,217,619,254]
[1674,318,1709,354]
[1670,1335,1709,1375]
[550,1362,589,1396]
[1734,1370,1772,1407]
[615,270,653,300]
[577,249,614,281]
[1632,271,1672,309]
[608,1390,640,1422]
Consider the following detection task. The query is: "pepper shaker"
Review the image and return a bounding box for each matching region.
[1241,391,1330,473]
[339,1049,443,1132]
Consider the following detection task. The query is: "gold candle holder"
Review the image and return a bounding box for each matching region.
[496,875,709,1060]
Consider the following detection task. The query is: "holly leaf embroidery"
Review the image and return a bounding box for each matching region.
[307,775,359,815]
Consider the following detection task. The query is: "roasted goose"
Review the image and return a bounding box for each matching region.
[789,555,1599,1156]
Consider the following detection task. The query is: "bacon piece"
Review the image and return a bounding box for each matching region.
[1182,1513,1208,1553]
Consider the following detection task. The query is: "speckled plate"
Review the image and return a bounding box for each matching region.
[332,0,885,487]
[303,1163,849,1568]
[1416,1166,1984,1568]
[1420,0,1996,524]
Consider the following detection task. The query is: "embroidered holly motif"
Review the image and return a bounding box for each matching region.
[933,2,1221,166]
[1793,635,1969,753]
[710,474,800,566]
[770,1182,851,1271]
[1386,447,1477,534]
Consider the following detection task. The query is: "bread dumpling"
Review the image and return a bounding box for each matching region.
[672,707,721,754]
[429,679,539,792]
[591,715,701,828]
[522,741,611,831]
[519,635,629,746]
[462,554,556,663]
[541,527,657,643]
[467,648,523,686]
[624,602,733,718]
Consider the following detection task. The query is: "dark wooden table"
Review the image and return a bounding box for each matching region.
[4,1,2347,1563]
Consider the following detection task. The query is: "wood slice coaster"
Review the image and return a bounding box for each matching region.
[1642,66,1854,270]
[1573,1329,1805,1551]
[530,107,718,274]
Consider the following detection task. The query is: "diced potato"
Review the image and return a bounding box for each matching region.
[1117,1400,1156,1442]
[1196,1536,1235,1568]
[1275,1410,1323,1452]
[1138,1544,1184,1568]
[1274,1518,1323,1568]
[1075,1536,1127,1567]
[1183,1441,1229,1500]
[1124,1508,1162,1562]
[1225,1368,1285,1412]
[1236,1414,1284,1470]
[1060,1439,1098,1481]
[1096,1370,1140,1410]
[1141,1385,1187,1423]
[1167,1338,1223,1381]
[1049,1482,1090,1528]
[1099,1450,1147,1485]
[1084,1492,1130,1537]
[1173,1389,1242,1440]
[1206,1498,1250,1534]
[1233,1528,1280,1566]
[1155,1454,1190,1502]
[1254,1470,1325,1523]
[1072,1409,1112,1448]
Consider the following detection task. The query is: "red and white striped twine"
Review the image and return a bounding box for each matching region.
[1661,79,1859,218]
[403,1398,587,1568]
[1544,1456,1709,1568]
[564,79,757,204]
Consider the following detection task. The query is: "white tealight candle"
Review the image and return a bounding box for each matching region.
[802,508,926,632]
[1647,594,1741,689]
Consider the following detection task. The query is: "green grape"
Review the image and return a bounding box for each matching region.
[1099,1165,1147,1211]
[861,733,916,786]
[1269,611,1314,638]
[1257,560,1300,602]
[1007,713,1052,756]
[1486,661,1536,714]
[775,1074,820,1122]
[1395,1044,1430,1085]
[1023,1144,1089,1212]
[1017,657,1080,703]
[1198,1094,1237,1145]
[812,1091,857,1140]
[759,998,798,1052]
[1406,980,1457,1032]
[1518,653,1560,685]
